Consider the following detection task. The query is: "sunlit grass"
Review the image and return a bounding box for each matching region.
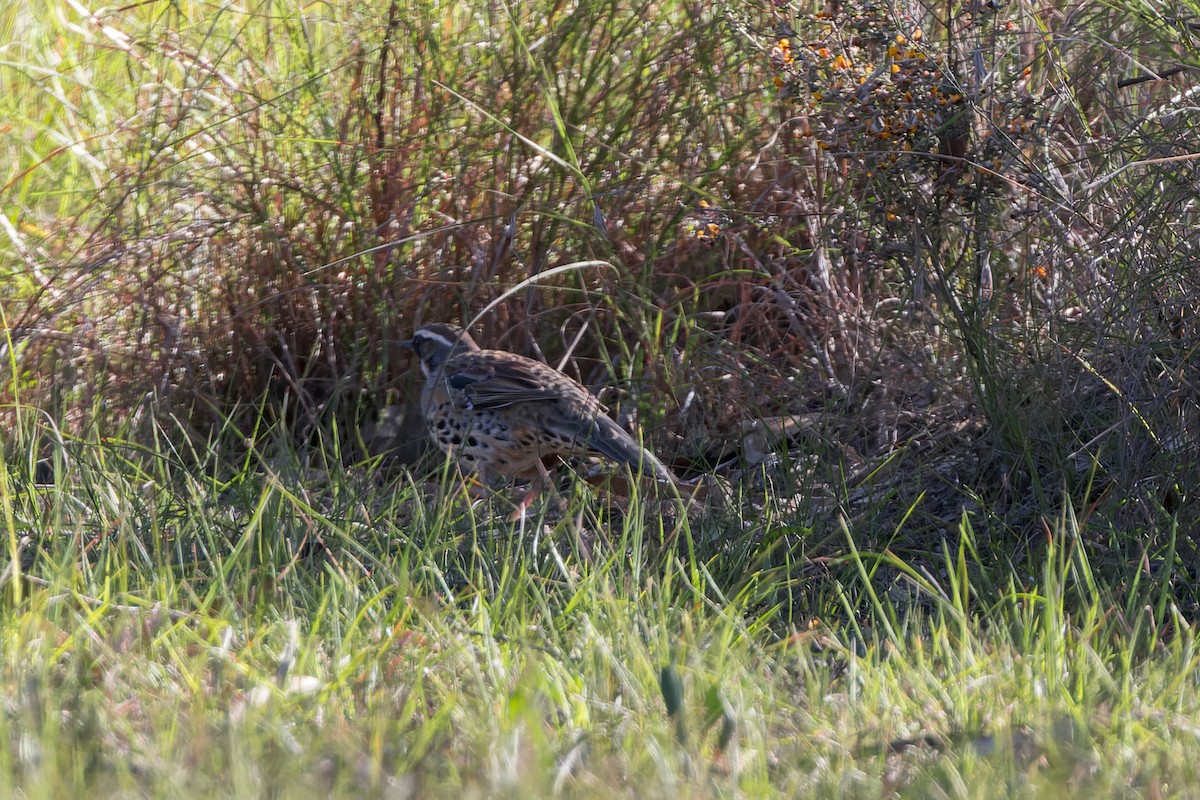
[0,406,1196,796]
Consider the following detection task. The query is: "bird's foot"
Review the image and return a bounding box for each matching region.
[506,484,543,522]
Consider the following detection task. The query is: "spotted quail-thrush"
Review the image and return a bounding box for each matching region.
[400,322,679,510]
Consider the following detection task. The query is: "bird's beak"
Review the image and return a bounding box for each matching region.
[399,338,414,351]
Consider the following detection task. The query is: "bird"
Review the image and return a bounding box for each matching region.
[400,322,682,513]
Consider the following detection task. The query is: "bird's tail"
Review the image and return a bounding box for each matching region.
[586,414,676,486]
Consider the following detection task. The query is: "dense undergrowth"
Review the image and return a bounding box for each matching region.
[2,0,1200,794]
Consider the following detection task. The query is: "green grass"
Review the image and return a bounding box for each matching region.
[0,414,1197,798]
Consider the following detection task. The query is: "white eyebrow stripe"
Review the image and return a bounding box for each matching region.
[416,330,461,350]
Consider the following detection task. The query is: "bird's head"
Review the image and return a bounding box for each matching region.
[400,323,481,378]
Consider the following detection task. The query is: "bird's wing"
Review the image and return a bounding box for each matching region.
[445,354,674,483]
[445,360,574,410]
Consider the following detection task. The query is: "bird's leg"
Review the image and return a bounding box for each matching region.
[466,476,492,502]
[449,463,498,513]
[507,470,545,522]
[454,465,492,503]
[506,458,559,522]
[507,481,541,522]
